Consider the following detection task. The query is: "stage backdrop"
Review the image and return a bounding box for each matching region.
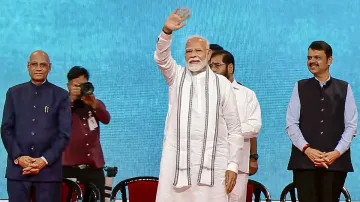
[0,0,359,200]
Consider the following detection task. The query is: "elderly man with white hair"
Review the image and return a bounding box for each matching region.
[154,8,244,202]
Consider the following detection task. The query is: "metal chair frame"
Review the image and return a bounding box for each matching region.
[248,179,272,202]
[279,182,351,202]
[62,178,83,202]
[110,176,159,202]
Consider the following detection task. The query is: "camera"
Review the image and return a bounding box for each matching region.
[79,82,94,96]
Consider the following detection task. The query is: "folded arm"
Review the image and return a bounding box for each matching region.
[42,95,72,166]
[1,89,23,161]
[334,84,358,155]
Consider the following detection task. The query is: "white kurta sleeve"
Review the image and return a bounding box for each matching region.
[222,83,244,173]
[241,90,262,139]
[154,31,180,86]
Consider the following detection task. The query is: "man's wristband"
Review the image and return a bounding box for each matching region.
[162,27,172,35]
[302,144,310,153]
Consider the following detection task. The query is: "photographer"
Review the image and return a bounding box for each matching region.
[62,66,110,202]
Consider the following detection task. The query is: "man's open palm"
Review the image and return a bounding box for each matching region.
[164,8,191,32]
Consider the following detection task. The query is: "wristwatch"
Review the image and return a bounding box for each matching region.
[250,154,259,160]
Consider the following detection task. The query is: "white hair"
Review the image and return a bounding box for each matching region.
[186,35,210,49]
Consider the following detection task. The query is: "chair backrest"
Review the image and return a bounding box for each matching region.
[110,176,158,202]
[61,178,84,202]
[85,182,101,202]
[247,184,254,202]
[279,182,351,202]
[248,179,272,202]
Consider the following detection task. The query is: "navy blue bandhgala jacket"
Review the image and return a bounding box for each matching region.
[1,81,72,182]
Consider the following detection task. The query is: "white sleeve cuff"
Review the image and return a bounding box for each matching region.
[41,156,48,165]
[227,162,238,173]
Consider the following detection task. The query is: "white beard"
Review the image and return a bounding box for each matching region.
[186,57,208,72]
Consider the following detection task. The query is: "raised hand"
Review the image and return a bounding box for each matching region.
[163,8,191,33]
[82,94,97,109]
[68,81,81,102]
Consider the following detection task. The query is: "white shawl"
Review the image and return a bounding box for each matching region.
[173,66,221,188]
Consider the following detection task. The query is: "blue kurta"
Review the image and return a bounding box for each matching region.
[1,80,72,182]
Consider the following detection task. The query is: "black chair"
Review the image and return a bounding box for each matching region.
[248,179,272,202]
[86,182,101,202]
[62,178,83,202]
[110,176,159,202]
[279,182,351,202]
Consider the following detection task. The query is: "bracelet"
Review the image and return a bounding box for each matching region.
[302,144,310,153]
[162,28,172,35]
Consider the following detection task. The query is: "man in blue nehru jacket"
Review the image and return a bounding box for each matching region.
[1,50,72,202]
[286,41,358,202]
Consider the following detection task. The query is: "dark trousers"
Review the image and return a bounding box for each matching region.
[293,169,347,202]
[63,166,105,202]
[7,179,61,202]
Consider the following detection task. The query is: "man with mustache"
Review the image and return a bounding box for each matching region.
[286,41,358,202]
[1,50,72,202]
[210,50,262,202]
[154,8,244,202]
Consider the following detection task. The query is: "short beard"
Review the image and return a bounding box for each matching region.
[219,65,230,79]
[186,57,208,73]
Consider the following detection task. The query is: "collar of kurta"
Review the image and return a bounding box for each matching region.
[313,76,332,88]
[232,79,242,90]
[29,80,49,88]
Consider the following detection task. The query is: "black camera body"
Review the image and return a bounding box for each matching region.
[79,82,94,96]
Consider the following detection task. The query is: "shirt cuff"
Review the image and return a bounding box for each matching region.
[295,139,309,152]
[227,162,238,173]
[160,31,172,40]
[41,156,48,165]
[335,145,347,155]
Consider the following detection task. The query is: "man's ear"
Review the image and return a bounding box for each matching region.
[327,56,333,66]
[207,49,213,59]
[227,63,234,74]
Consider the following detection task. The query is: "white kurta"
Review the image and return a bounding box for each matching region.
[154,31,244,202]
[229,80,262,202]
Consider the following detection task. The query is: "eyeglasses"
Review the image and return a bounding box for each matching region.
[209,63,226,69]
[28,62,50,69]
